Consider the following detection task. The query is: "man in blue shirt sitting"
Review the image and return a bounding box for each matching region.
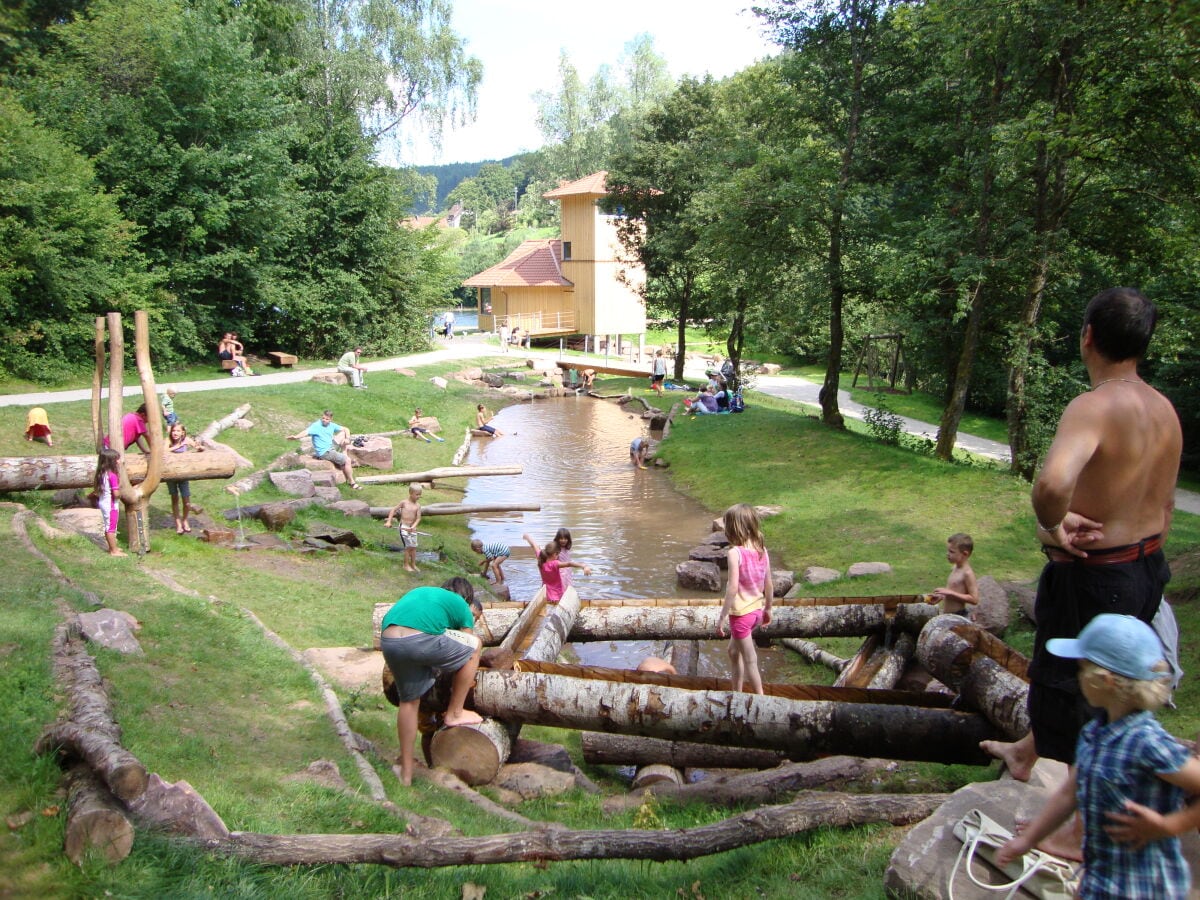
[288,409,362,489]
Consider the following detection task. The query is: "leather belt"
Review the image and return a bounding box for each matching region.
[1043,534,1163,566]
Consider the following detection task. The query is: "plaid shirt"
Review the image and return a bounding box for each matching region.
[1076,710,1191,899]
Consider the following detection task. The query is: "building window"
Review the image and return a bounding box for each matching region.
[562,242,572,260]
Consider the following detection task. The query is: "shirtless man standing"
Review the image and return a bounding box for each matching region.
[983,287,1180,804]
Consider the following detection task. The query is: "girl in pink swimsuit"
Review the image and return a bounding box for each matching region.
[716,503,773,693]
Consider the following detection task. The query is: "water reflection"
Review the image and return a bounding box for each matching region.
[464,396,791,679]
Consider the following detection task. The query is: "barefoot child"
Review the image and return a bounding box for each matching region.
[409,408,445,443]
[475,404,502,437]
[165,421,203,534]
[716,503,773,694]
[523,533,590,604]
[931,532,979,616]
[95,448,125,556]
[385,485,423,572]
[996,615,1200,898]
[470,538,510,583]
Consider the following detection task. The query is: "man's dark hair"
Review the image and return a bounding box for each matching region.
[441,576,478,610]
[1082,287,1157,362]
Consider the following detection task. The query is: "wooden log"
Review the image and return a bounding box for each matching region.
[916,614,1031,741]
[203,791,948,867]
[555,360,653,379]
[603,756,891,813]
[470,670,996,764]
[197,404,252,442]
[374,603,521,651]
[35,721,148,801]
[631,764,683,790]
[780,638,849,672]
[64,763,135,865]
[582,732,787,769]
[834,635,879,688]
[868,633,915,690]
[429,719,513,786]
[0,452,239,492]
[357,465,522,486]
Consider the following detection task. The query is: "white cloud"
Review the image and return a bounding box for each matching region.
[393,0,777,166]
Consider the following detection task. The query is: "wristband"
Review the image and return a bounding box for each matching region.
[1037,519,1063,534]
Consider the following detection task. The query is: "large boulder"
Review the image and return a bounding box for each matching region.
[77,609,142,655]
[770,569,795,598]
[256,502,297,531]
[972,576,1011,636]
[310,372,349,386]
[493,762,576,799]
[847,561,893,578]
[269,469,315,497]
[802,566,842,586]
[347,435,393,470]
[481,373,505,388]
[327,500,372,517]
[676,560,722,592]
[307,523,362,547]
[688,544,728,569]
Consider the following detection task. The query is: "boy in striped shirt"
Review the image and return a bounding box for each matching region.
[470,539,510,584]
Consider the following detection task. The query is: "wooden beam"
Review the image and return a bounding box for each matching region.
[555,360,651,378]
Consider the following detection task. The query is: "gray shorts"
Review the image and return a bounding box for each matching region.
[381,630,478,702]
[400,529,418,549]
[316,448,347,466]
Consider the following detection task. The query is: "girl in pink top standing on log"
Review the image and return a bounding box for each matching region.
[523,533,591,604]
[716,503,774,693]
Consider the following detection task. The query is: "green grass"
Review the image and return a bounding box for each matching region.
[4,353,1200,897]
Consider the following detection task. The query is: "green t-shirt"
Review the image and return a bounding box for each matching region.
[381,586,473,635]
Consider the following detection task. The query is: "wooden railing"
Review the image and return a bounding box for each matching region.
[493,311,576,335]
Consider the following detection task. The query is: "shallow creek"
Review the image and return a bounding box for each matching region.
[463,395,792,681]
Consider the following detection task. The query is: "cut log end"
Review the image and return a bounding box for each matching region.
[429,719,512,786]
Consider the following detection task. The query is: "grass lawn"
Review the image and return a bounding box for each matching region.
[3,354,1199,898]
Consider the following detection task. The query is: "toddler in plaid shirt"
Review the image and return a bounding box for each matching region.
[997,615,1200,899]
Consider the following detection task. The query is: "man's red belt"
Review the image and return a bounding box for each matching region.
[1043,534,1163,565]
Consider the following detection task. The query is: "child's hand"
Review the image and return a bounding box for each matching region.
[384,518,392,528]
[762,607,773,626]
[717,616,728,638]
[582,565,592,576]
[1105,800,1171,849]
[993,835,1031,868]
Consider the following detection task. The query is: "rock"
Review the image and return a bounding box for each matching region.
[507,371,526,381]
[482,373,504,388]
[847,561,892,578]
[429,376,448,389]
[704,531,730,547]
[410,416,442,435]
[461,367,484,381]
[127,774,229,840]
[77,609,142,655]
[499,386,534,401]
[310,372,349,386]
[269,469,316,497]
[803,566,842,585]
[245,533,289,550]
[256,502,297,531]
[770,569,795,598]
[492,762,576,800]
[1000,580,1037,624]
[327,500,372,517]
[301,457,344,483]
[313,486,342,503]
[488,584,512,601]
[201,528,236,545]
[675,560,722,592]
[309,470,337,487]
[233,419,254,430]
[303,537,337,551]
[711,515,726,533]
[688,544,728,569]
[283,759,349,793]
[53,489,86,508]
[306,523,361,547]
[757,363,782,376]
[652,458,670,468]
[972,576,1011,636]
[347,435,393,470]
[394,367,417,377]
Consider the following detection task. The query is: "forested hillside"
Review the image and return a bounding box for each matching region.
[410,156,525,212]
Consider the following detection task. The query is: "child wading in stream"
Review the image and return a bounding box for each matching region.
[716,503,773,694]
[523,532,590,604]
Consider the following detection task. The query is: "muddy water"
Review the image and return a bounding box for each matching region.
[464,396,791,680]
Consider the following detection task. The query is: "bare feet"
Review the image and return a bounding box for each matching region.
[980,738,1037,782]
[1033,816,1084,862]
[183,522,191,533]
[108,550,127,557]
[443,710,484,727]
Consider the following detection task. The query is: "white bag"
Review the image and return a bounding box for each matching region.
[948,808,1079,900]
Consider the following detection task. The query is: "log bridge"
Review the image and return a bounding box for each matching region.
[555,360,652,379]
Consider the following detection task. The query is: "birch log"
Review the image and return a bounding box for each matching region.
[916,614,1031,741]
[203,791,948,867]
[867,633,915,690]
[470,670,995,764]
[0,452,238,492]
[428,719,513,786]
[781,639,849,672]
[197,403,252,442]
[582,733,787,769]
[357,465,521,486]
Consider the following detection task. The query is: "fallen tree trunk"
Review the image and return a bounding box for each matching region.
[469,670,994,764]
[916,614,1031,741]
[36,721,148,802]
[357,465,522,486]
[581,733,787,769]
[197,403,251,442]
[602,756,892,813]
[64,763,135,865]
[0,452,239,492]
[428,719,513,787]
[868,633,915,690]
[204,790,947,867]
[781,639,848,672]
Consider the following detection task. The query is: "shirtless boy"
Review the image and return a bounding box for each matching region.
[982,287,1181,855]
[385,485,423,572]
[931,533,979,616]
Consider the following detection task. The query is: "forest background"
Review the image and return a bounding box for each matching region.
[3,0,1200,478]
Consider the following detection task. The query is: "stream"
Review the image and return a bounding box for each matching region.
[463,394,792,680]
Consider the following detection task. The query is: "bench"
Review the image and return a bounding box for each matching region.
[268,351,298,368]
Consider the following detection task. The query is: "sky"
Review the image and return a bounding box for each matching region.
[395,0,779,167]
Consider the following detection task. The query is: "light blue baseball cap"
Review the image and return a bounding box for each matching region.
[1046,614,1164,680]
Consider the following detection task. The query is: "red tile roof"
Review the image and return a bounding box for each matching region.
[543,171,608,199]
[462,239,572,288]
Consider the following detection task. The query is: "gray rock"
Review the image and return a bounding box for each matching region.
[269,469,315,497]
[77,609,142,655]
[689,544,728,568]
[327,500,372,517]
[429,376,448,389]
[53,508,105,540]
[803,566,842,585]
[704,531,730,547]
[847,561,893,578]
[245,533,289,550]
[309,470,337,487]
[307,523,361,547]
[972,576,1011,636]
[770,569,795,598]
[651,457,670,468]
[506,371,526,381]
[53,489,86,508]
[347,435,393,470]
[303,536,337,551]
[310,372,349,385]
[999,580,1037,625]
[313,486,342,503]
[461,367,484,381]
[675,560,722,592]
[482,373,504,388]
[492,762,576,799]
